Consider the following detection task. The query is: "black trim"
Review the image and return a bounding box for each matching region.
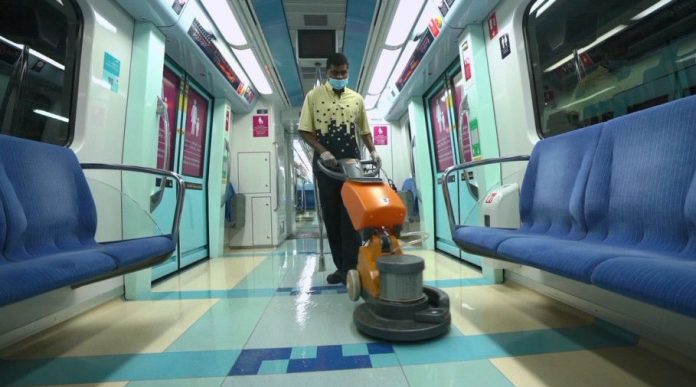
[521,0,545,139]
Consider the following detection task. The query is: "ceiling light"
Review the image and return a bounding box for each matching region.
[33,109,69,123]
[535,0,556,17]
[368,48,400,94]
[528,0,547,14]
[232,48,272,94]
[385,0,426,46]
[544,25,627,72]
[201,0,247,46]
[631,0,674,20]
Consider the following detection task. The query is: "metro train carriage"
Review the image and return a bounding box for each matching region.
[1,0,696,385]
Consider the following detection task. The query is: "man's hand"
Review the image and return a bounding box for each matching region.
[370,150,381,168]
[320,151,337,168]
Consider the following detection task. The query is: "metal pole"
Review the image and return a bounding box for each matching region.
[313,174,326,272]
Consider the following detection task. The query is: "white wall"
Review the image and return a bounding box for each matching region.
[227,97,285,247]
[484,0,537,183]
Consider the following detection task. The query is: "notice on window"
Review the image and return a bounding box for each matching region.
[102,52,120,93]
[157,67,180,171]
[429,89,454,172]
[182,88,208,177]
[253,115,269,137]
[373,125,388,145]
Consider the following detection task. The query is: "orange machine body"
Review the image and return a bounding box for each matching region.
[341,181,406,230]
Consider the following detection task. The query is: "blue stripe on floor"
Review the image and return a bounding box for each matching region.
[424,277,494,288]
[0,323,637,385]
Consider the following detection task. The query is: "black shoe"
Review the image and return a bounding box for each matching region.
[326,271,345,284]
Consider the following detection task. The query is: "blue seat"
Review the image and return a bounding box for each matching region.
[0,135,184,307]
[448,95,696,317]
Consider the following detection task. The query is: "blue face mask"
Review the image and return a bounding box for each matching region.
[328,77,349,90]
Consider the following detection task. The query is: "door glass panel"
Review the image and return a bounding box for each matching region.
[428,87,454,172]
[182,86,208,177]
[0,0,81,144]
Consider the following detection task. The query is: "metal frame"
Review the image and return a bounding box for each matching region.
[441,156,530,235]
[81,163,186,242]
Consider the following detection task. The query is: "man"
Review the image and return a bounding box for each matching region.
[299,52,380,284]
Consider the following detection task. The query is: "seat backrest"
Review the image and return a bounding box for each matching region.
[585,95,696,255]
[0,135,98,260]
[519,123,602,238]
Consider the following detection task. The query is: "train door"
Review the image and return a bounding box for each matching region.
[151,62,210,280]
[425,78,459,256]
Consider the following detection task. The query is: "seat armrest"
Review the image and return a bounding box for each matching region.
[442,155,530,236]
[80,163,185,243]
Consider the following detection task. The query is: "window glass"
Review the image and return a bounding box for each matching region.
[526,0,696,137]
[0,0,81,145]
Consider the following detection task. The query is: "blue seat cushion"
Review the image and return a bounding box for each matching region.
[0,252,116,306]
[591,257,696,318]
[453,226,546,256]
[98,236,175,267]
[495,237,681,283]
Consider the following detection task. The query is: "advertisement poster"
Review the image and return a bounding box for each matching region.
[429,88,454,172]
[253,115,269,137]
[182,87,208,177]
[373,125,388,145]
[396,29,435,91]
[157,67,180,170]
[453,72,473,163]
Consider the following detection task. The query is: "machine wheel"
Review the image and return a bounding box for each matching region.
[346,269,361,301]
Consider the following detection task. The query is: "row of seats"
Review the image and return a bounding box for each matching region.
[0,135,182,307]
[453,95,696,318]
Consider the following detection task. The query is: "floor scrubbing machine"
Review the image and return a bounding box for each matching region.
[317,159,451,341]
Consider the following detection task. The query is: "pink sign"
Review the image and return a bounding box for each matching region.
[253,115,269,137]
[429,87,454,172]
[453,72,472,162]
[182,87,208,177]
[373,125,388,145]
[157,67,180,171]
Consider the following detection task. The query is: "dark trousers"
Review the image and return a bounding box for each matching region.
[314,166,360,272]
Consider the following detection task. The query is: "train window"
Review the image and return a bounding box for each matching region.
[0,0,81,145]
[526,0,696,137]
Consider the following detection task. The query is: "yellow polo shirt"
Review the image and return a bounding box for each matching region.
[299,82,370,159]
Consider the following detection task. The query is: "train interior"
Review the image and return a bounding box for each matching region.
[1,0,696,385]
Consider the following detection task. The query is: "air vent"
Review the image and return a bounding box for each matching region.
[304,14,328,26]
[301,66,318,79]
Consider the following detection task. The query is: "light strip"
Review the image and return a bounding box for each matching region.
[544,25,627,72]
[232,48,272,94]
[385,0,426,46]
[29,49,65,71]
[33,109,69,123]
[631,0,674,20]
[0,35,24,50]
[368,48,400,94]
[529,0,547,14]
[556,86,614,110]
[201,0,247,46]
[535,0,556,17]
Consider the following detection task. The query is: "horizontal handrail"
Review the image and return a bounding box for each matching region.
[81,163,186,243]
[442,155,530,236]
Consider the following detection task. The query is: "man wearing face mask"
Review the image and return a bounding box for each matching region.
[299,52,381,285]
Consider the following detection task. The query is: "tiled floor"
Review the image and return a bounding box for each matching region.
[1,239,695,386]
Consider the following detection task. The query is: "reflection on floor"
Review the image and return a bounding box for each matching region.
[1,239,695,386]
